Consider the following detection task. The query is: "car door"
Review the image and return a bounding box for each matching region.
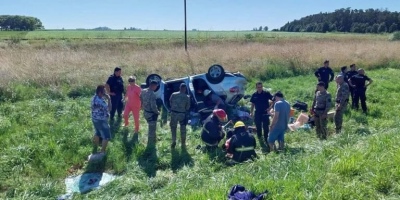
[187,76,196,102]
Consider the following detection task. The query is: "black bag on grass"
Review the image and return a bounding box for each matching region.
[292,101,308,112]
[227,184,268,200]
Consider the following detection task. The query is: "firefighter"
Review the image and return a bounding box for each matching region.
[227,121,257,163]
[201,109,228,150]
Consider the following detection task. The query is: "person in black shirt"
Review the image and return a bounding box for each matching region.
[346,64,358,108]
[339,66,348,82]
[349,69,373,114]
[105,67,124,121]
[314,60,334,89]
[250,82,273,143]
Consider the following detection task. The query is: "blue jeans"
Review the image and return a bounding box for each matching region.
[92,119,111,140]
[268,128,285,143]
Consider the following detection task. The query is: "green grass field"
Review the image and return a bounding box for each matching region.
[1,68,399,199]
[0,30,390,40]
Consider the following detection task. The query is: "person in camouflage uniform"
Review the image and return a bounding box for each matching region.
[140,80,160,147]
[334,75,350,134]
[169,83,191,149]
[311,82,332,140]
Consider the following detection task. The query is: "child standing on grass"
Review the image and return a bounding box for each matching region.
[123,76,142,133]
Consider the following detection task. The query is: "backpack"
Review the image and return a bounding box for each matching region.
[292,101,308,112]
[227,184,268,200]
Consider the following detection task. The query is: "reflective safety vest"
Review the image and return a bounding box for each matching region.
[235,146,255,152]
[202,115,213,134]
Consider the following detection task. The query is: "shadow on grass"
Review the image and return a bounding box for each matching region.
[283,147,306,155]
[171,147,194,173]
[206,146,227,163]
[84,154,107,173]
[122,129,139,162]
[354,114,369,125]
[110,117,122,139]
[137,144,158,178]
[368,109,383,118]
[257,136,270,154]
[355,127,371,136]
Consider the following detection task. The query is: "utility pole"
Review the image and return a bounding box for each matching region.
[184,0,187,51]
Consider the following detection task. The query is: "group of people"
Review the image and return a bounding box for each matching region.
[312,60,373,139]
[89,60,373,163]
[89,67,192,154]
[200,88,291,163]
[91,67,143,154]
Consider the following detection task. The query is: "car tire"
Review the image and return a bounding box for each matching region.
[206,64,225,84]
[145,74,162,92]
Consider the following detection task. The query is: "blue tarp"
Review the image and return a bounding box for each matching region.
[58,172,116,199]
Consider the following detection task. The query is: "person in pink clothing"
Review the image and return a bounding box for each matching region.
[123,76,142,132]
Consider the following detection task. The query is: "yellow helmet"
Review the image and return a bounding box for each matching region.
[234,121,245,129]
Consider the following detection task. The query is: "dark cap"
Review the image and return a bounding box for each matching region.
[180,83,186,88]
[324,60,329,64]
[317,81,325,87]
[150,80,158,85]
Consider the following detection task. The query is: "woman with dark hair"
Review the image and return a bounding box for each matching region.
[91,85,112,153]
[339,66,348,83]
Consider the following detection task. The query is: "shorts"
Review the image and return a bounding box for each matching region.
[92,119,111,140]
[267,128,285,143]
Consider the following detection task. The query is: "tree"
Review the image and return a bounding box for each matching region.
[378,22,387,33]
[0,15,43,30]
[371,23,379,33]
[278,8,400,33]
[263,26,268,31]
[329,23,337,32]
[389,23,398,33]
[258,26,262,31]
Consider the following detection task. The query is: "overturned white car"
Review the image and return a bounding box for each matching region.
[141,64,249,125]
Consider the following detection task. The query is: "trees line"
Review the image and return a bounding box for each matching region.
[0,15,44,31]
[280,8,400,33]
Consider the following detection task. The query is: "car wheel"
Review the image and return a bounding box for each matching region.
[145,74,162,92]
[206,64,225,84]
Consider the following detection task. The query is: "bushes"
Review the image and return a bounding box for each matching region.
[0,83,68,102]
[389,31,400,41]
[67,85,93,99]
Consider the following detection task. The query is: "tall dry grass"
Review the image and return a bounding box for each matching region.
[0,38,399,88]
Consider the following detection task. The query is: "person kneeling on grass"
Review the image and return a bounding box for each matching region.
[268,91,290,152]
[91,85,112,154]
[201,109,227,150]
[226,121,257,163]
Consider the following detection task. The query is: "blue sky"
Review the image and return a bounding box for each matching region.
[1,0,400,30]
